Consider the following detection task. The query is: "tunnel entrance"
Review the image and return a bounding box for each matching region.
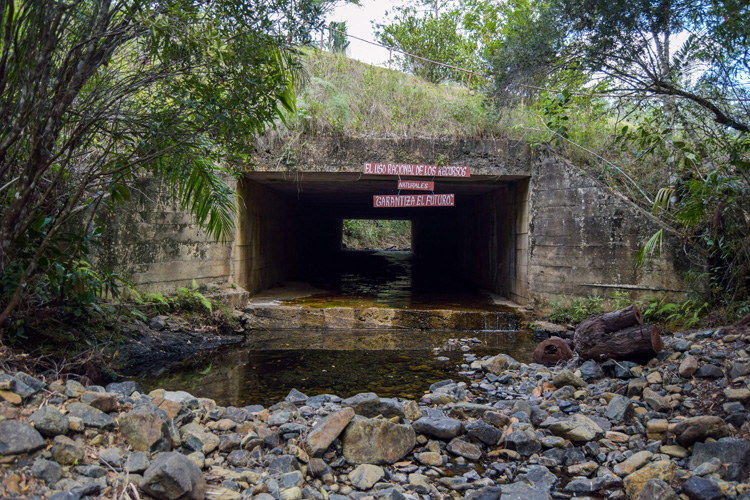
[235,172,530,308]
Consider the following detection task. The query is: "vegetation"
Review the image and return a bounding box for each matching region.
[0,0,340,333]
[342,220,411,250]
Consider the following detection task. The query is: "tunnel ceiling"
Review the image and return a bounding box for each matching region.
[244,172,528,205]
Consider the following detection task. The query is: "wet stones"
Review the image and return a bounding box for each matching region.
[342,416,416,465]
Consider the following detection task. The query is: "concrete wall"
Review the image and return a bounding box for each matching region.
[526,148,693,308]
[98,177,237,293]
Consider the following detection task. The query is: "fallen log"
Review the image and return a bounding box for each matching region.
[574,323,663,361]
[533,337,574,365]
[575,304,643,339]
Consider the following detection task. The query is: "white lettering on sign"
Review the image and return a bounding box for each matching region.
[364,163,470,177]
[398,180,434,191]
[373,194,455,208]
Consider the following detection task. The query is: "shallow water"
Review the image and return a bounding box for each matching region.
[139,329,535,407]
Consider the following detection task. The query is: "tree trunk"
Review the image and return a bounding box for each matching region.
[574,304,642,339]
[574,324,663,362]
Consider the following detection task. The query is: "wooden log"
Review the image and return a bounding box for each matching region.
[533,337,574,365]
[574,304,643,340]
[574,324,662,362]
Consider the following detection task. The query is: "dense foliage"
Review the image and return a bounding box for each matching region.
[0,0,337,329]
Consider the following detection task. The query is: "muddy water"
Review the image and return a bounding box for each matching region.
[140,329,535,408]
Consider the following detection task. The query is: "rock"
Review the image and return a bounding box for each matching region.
[31,458,63,484]
[672,416,730,447]
[280,471,304,489]
[342,416,416,465]
[125,452,151,473]
[106,381,143,397]
[181,423,220,454]
[660,444,689,458]
[724,387,750,402]
[465,486,502,500]
[679,356,699,377]
[142,452,206,500]
[149,315,168,330]
[548,414,603,442]
[642,388,671,412]
[341,392,405,419]
[120,408,171,452]
[689,438,750,481]
[694,364,724,378]
[563,476,609,494]
[284,388,308,405]
[52,435,84,465]
[637,478,678,500]
[305,407,354,457]
[439,476,471,491]
[81,392,120,413]
[30,406,69,437]
[348,464,384,490]
[446,438,482,461]
[66,403,116,430]
[268,455,300,474]
[448,402,494,419]
[412,417,463,440]
[0,420,46,455]
[465,419,502,445]
[500,481,552,500]
[579,360,604,380]
[627,378,648,397]
[623,460,676,500]
[0,373,36,398]
[681,476,723,500]
[14,372,46,393]
[480,354,520,375]
[417,451,443,466]
[505,428,542,457]
[614,451,653,477]
[604,395,635,423]
[98,447,123,467]
[553,369,585,388]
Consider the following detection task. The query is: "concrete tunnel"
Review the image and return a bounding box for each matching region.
[234,172,530,305]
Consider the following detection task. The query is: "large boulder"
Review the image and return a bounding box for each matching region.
[141,452,206,500]
[623,460,676,500]
[672,416,730,447]
[689,438,750,481]
[342,416,416,465]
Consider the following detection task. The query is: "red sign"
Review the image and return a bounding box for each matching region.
[364,163,470,178]
[398,180,434,191]
[373,194,455,208]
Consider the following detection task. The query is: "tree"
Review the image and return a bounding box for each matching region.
[374,4,478,84]
[0,0,331,329]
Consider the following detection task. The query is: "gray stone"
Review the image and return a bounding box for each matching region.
[226,449,251,467]
[125,452,151,473]
[505,429,542,457]
[31,458,63,484]
[563,477,609,494]
[348,464,384,490]
[627,378,648,397]
[500,481,552,500]
[280,471,305,489]
[14,372,46,393]
[75,464,107,478]
[412,417,463,440]
[64,379,85,397]
[142,452,206,500]
[446,438,482,461]
[518,465,558,491]
[149,316,168,331]
[604,395,634,423]
[694,364,724,378]
[268,455,300,474]
[51,435,84,465]
[673,416,730,447]
[448,402,494,419]
[681,477,723,500]
[0,420,46,455]
[438,476,471,491]
[0,373,35,398]
[268,409,293,426]
[377,487,406,500]
[305,407,355,457]
[548,414,603,442]
[284,388,308,405]
[120,408,171,452]
[465,486,502,500]
[162,390,199,409]
[342,392,405,419]
[49,492,80,500]
[637,478,679,500]
[465,419,502,445]
[642,388,671,412]
[342,416,416,465]
[553,369,586,388]
[480,354,520,374]
[30,406,69,437]
[579,360,603,380]
[729,363,749,379]
[99,447,124,467]
[689,438,750,481]
[66,402,116,430]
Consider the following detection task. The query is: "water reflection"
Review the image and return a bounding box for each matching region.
[139,329,536,407]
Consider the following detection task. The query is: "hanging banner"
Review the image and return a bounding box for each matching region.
[374,194,455,208]
[398,180,434,191]
[364,163,470,178]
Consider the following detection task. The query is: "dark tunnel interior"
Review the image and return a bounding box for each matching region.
[235,173,530,306]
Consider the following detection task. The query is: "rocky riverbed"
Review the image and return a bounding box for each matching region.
[1,324,750,500]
